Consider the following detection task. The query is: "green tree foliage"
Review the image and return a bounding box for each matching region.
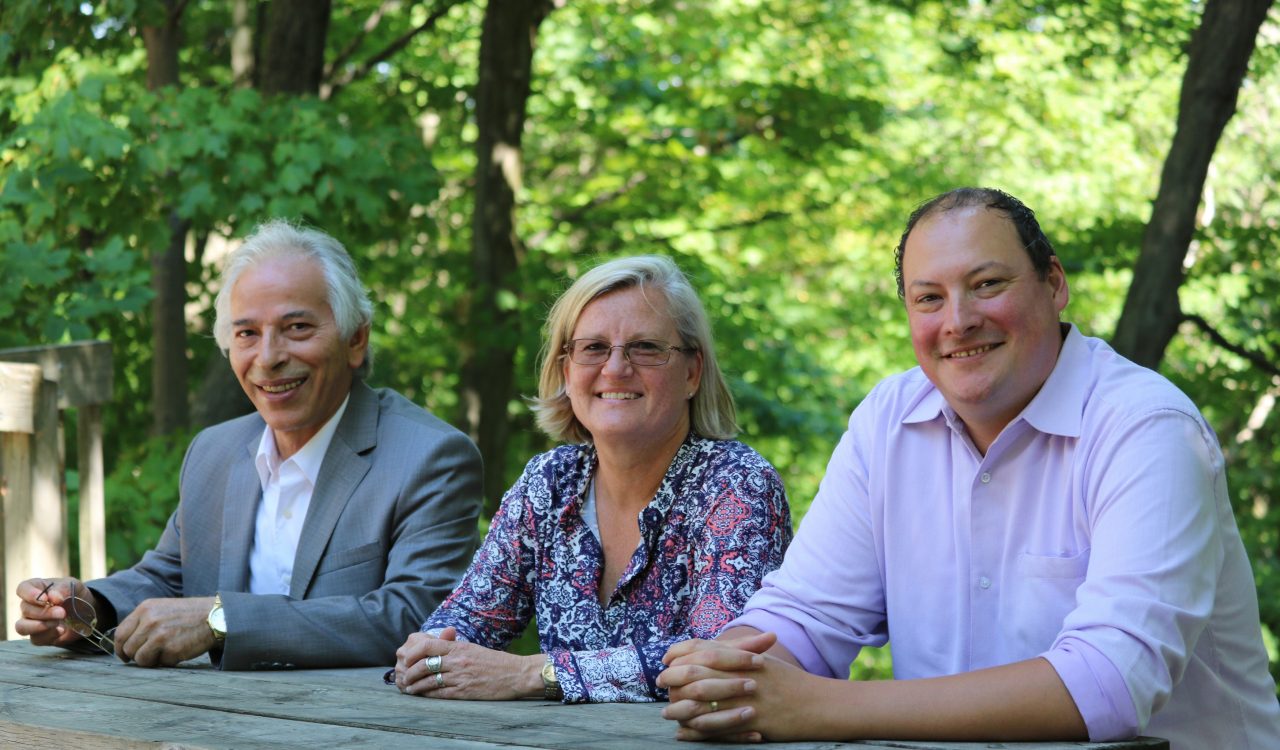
[1,2,440,455]
[2,0,1278,682]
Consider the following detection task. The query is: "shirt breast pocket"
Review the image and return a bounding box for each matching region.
[1010,549,1090,653]
[1017,549,1090,579]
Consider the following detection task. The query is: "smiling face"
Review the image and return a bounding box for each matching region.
[563,286,702,455]
[228,254,368,459]
[901,206,1069,451]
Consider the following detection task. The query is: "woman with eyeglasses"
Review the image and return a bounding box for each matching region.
[389,255,792,703]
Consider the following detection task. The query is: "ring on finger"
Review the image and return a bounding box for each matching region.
[425,654,443,674]
[709,700,719,712]
[434,672,445,688]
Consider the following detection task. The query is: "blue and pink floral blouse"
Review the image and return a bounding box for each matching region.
[421,434,792,703]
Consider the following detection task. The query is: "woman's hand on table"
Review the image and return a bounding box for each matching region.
[394,627,545,700]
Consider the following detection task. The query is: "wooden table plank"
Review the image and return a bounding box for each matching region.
[0,642,1167,750]
[0,683,543,749]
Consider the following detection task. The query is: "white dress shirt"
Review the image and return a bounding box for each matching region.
[248,397,350,596]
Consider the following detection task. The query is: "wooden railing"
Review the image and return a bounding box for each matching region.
[0,341,112,639]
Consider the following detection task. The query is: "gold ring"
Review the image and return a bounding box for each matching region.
[709,700,719,712]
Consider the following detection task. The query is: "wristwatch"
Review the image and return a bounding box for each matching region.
[207,593,227,645]
[540,656,563,701]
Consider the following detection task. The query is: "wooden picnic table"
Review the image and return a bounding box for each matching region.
[0,640,1166,749]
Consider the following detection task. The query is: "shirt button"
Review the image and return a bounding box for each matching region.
[980,472,991,484]
[978,576,991,589]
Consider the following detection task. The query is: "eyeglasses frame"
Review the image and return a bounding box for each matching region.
[35,580,117,657]
[562,338,697,367]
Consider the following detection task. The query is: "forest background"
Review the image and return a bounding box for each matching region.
[3,0,1279,684]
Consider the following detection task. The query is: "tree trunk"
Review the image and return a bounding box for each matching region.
[140,8,180,91]
[1110,0,1274,368]
[257,0,331,95]
[189,1,335,430]
[142,1,191,436]
[231,0,254,87]
[149,212,193,435]
[462,0,554,515]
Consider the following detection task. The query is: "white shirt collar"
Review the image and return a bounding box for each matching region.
[253,395,351,489]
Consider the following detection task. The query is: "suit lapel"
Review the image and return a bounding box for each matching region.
[289,381,376,597]
[221,427,264,592]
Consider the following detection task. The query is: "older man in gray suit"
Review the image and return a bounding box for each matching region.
[15,220,483,670]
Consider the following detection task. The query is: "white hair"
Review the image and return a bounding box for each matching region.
[213,219,374,377]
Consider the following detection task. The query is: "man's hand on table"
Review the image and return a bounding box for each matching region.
[394,626,545,700]
[15,577,102,648]
[114,596,218,667]
[660,630,824,743]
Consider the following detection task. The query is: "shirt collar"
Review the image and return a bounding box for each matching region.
[900,323,1087,440]
[254,395,352,488]
[902,373,948,425]
[1018,323,1087,438]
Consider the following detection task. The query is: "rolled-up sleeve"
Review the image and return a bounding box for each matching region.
[1045,410,1223,740]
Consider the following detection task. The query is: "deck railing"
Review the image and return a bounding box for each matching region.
[0,341,111,639]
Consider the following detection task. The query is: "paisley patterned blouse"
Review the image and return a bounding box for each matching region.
[421,434,792,703]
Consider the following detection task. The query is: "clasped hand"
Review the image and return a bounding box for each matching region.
[15,577,217,667]
[658,630,816,743]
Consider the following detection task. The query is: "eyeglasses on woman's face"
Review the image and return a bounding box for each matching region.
[563,338,695,367]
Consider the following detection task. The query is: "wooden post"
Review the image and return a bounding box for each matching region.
[77,405,107,581]
[32,373,68,576]
[0,363,43,640]
[0,364,39,434]
[0,343,112,640]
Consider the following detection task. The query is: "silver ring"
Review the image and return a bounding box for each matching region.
[709,700,719,712]
[425,654,443,674]
[434,672,445,688]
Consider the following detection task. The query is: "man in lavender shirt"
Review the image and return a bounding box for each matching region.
[658,188,1280,748]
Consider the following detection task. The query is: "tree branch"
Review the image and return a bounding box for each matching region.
[526,172,648,250]
[1183,313,1280,379]
[618,205,817,255]
[699,209,793,234]
[324,0,398,83]
[323,0,470,101]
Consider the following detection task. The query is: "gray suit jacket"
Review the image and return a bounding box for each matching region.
[89,381,483,669]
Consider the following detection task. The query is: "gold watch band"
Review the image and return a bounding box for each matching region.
[540,656,563,701]
[208,593,227,644]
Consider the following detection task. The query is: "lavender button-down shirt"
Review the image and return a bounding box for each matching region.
[732,325,1280,748]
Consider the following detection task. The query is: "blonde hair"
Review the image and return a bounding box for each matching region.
[531,255,737,443]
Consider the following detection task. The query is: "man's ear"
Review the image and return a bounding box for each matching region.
[1047,257,1069,314]
[348,325,371,369]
